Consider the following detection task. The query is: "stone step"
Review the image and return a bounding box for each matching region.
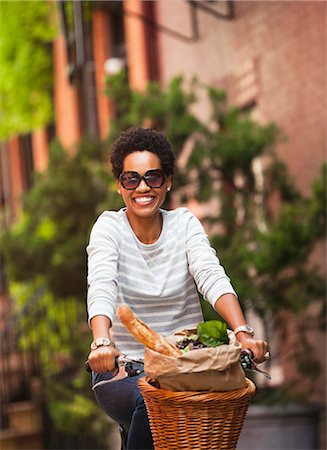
[0,428,43,450]
[4,401,42,433]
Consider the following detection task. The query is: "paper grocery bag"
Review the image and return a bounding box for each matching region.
[144,330,246,392]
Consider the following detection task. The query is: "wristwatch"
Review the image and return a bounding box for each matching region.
[233,325,255,337]
[90,337,116,351]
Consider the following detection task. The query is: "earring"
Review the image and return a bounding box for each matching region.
[117,190,121,195]
[167,187,171,192]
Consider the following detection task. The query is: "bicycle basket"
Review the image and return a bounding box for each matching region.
[138,376,256,450]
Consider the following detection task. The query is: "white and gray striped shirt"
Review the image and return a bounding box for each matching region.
[87,207,237,360]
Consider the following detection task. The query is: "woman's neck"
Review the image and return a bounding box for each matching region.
[126,212,163,244]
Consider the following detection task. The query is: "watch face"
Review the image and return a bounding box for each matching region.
[244,326,254,335]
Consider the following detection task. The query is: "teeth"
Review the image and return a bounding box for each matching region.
[134,197,154,204]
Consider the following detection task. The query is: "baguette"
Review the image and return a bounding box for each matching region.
[117,305,181,357]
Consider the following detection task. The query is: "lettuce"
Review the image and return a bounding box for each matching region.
[197,320,229,347]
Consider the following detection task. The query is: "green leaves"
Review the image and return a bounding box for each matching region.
[0,0,57,139]
[197,320,229,347]
[308,162,326,238]
[103,72,325,327]
[253,202,313,275]
[105,72,204,159]
[1,137,123,298]
[0,135,122,439]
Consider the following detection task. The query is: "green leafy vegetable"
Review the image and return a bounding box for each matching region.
[197,320,229,347]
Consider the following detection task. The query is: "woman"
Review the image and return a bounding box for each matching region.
[87,127,269,449]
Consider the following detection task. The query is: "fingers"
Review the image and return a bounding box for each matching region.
[236,333,270,364]
[249,340,270,364]
[87,347,120,373]
[264,351,271,360]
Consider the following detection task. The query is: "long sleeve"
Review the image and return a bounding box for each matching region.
[186,213,237,306]
[86,213,121,326]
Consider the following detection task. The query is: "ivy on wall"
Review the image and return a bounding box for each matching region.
[0,0,57,139]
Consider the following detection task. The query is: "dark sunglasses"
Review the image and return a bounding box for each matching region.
[119,169,166,190]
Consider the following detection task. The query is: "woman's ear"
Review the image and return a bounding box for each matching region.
[116,180,121,195]
[166,175,172,192]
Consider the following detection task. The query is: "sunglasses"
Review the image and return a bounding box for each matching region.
[119,169,166,190]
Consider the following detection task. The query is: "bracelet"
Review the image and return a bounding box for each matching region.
[233,325,255,337]
[90,337,116,351]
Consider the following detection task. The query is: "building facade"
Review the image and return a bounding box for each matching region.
[1,1,325,215]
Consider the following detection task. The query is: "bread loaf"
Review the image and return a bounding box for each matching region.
[117,305,181,357]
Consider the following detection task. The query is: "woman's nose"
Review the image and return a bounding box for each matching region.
[135,178,150,191]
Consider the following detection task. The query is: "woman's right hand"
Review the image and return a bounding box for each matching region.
[87,346,121,373]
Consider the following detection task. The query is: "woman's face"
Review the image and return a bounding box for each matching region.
[117,151,172,220]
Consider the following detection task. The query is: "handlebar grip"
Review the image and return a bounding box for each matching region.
[241,348,254,358]
[84,356,119,373]
[240,349,254,370]
[85,360,91,373]
[240,349,272,379]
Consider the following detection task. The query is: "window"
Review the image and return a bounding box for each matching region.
[231,58,260,112]
[109,2,126,60]
[19,135,34,191]
[0,142,12,228]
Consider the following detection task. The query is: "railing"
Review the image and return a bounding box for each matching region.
[0,292,108,449]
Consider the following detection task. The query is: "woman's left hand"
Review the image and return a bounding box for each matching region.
[235,332,270,364]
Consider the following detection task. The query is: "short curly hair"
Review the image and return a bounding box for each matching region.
[110,127,176,179]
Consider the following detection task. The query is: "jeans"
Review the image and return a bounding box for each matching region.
[92,365,154,450]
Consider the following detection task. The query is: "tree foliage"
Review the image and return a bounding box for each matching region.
[104,72,325,318]
[105,72,205,154]
[104,73,326,398]
[1,137,122,442]
[0,0,56,139]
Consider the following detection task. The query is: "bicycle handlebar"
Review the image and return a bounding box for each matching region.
[85,350,271,380]
[240,349,271,379]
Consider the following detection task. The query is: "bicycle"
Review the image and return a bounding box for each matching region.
[86,350,270,449]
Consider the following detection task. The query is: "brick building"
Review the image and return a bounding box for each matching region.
[0,1,325,448]
[2,1,325,214]
[157,1,326,195]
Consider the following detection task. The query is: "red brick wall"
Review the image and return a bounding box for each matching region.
[92,8,113,139]
[7,138,24,218]
[156,1,326,194]
[32,129,48,173]
[53,35,81,151]
[123,0,150,91]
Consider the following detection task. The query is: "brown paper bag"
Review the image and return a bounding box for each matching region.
[144,330,246,392]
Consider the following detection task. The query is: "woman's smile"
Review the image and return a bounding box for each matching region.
[118,151,171,223]
[132,195,156,206]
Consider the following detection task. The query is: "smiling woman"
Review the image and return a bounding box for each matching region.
[85,127,269,450]
[117,151,172,239]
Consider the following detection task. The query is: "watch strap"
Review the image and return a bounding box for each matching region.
[233,325,255,337]
[91,337,116,351]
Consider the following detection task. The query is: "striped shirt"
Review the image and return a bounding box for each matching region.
[86,207,237,360]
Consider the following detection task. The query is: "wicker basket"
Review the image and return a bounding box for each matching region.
[138,377,256,450]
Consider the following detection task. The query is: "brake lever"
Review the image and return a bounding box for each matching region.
[240,349,271,380]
